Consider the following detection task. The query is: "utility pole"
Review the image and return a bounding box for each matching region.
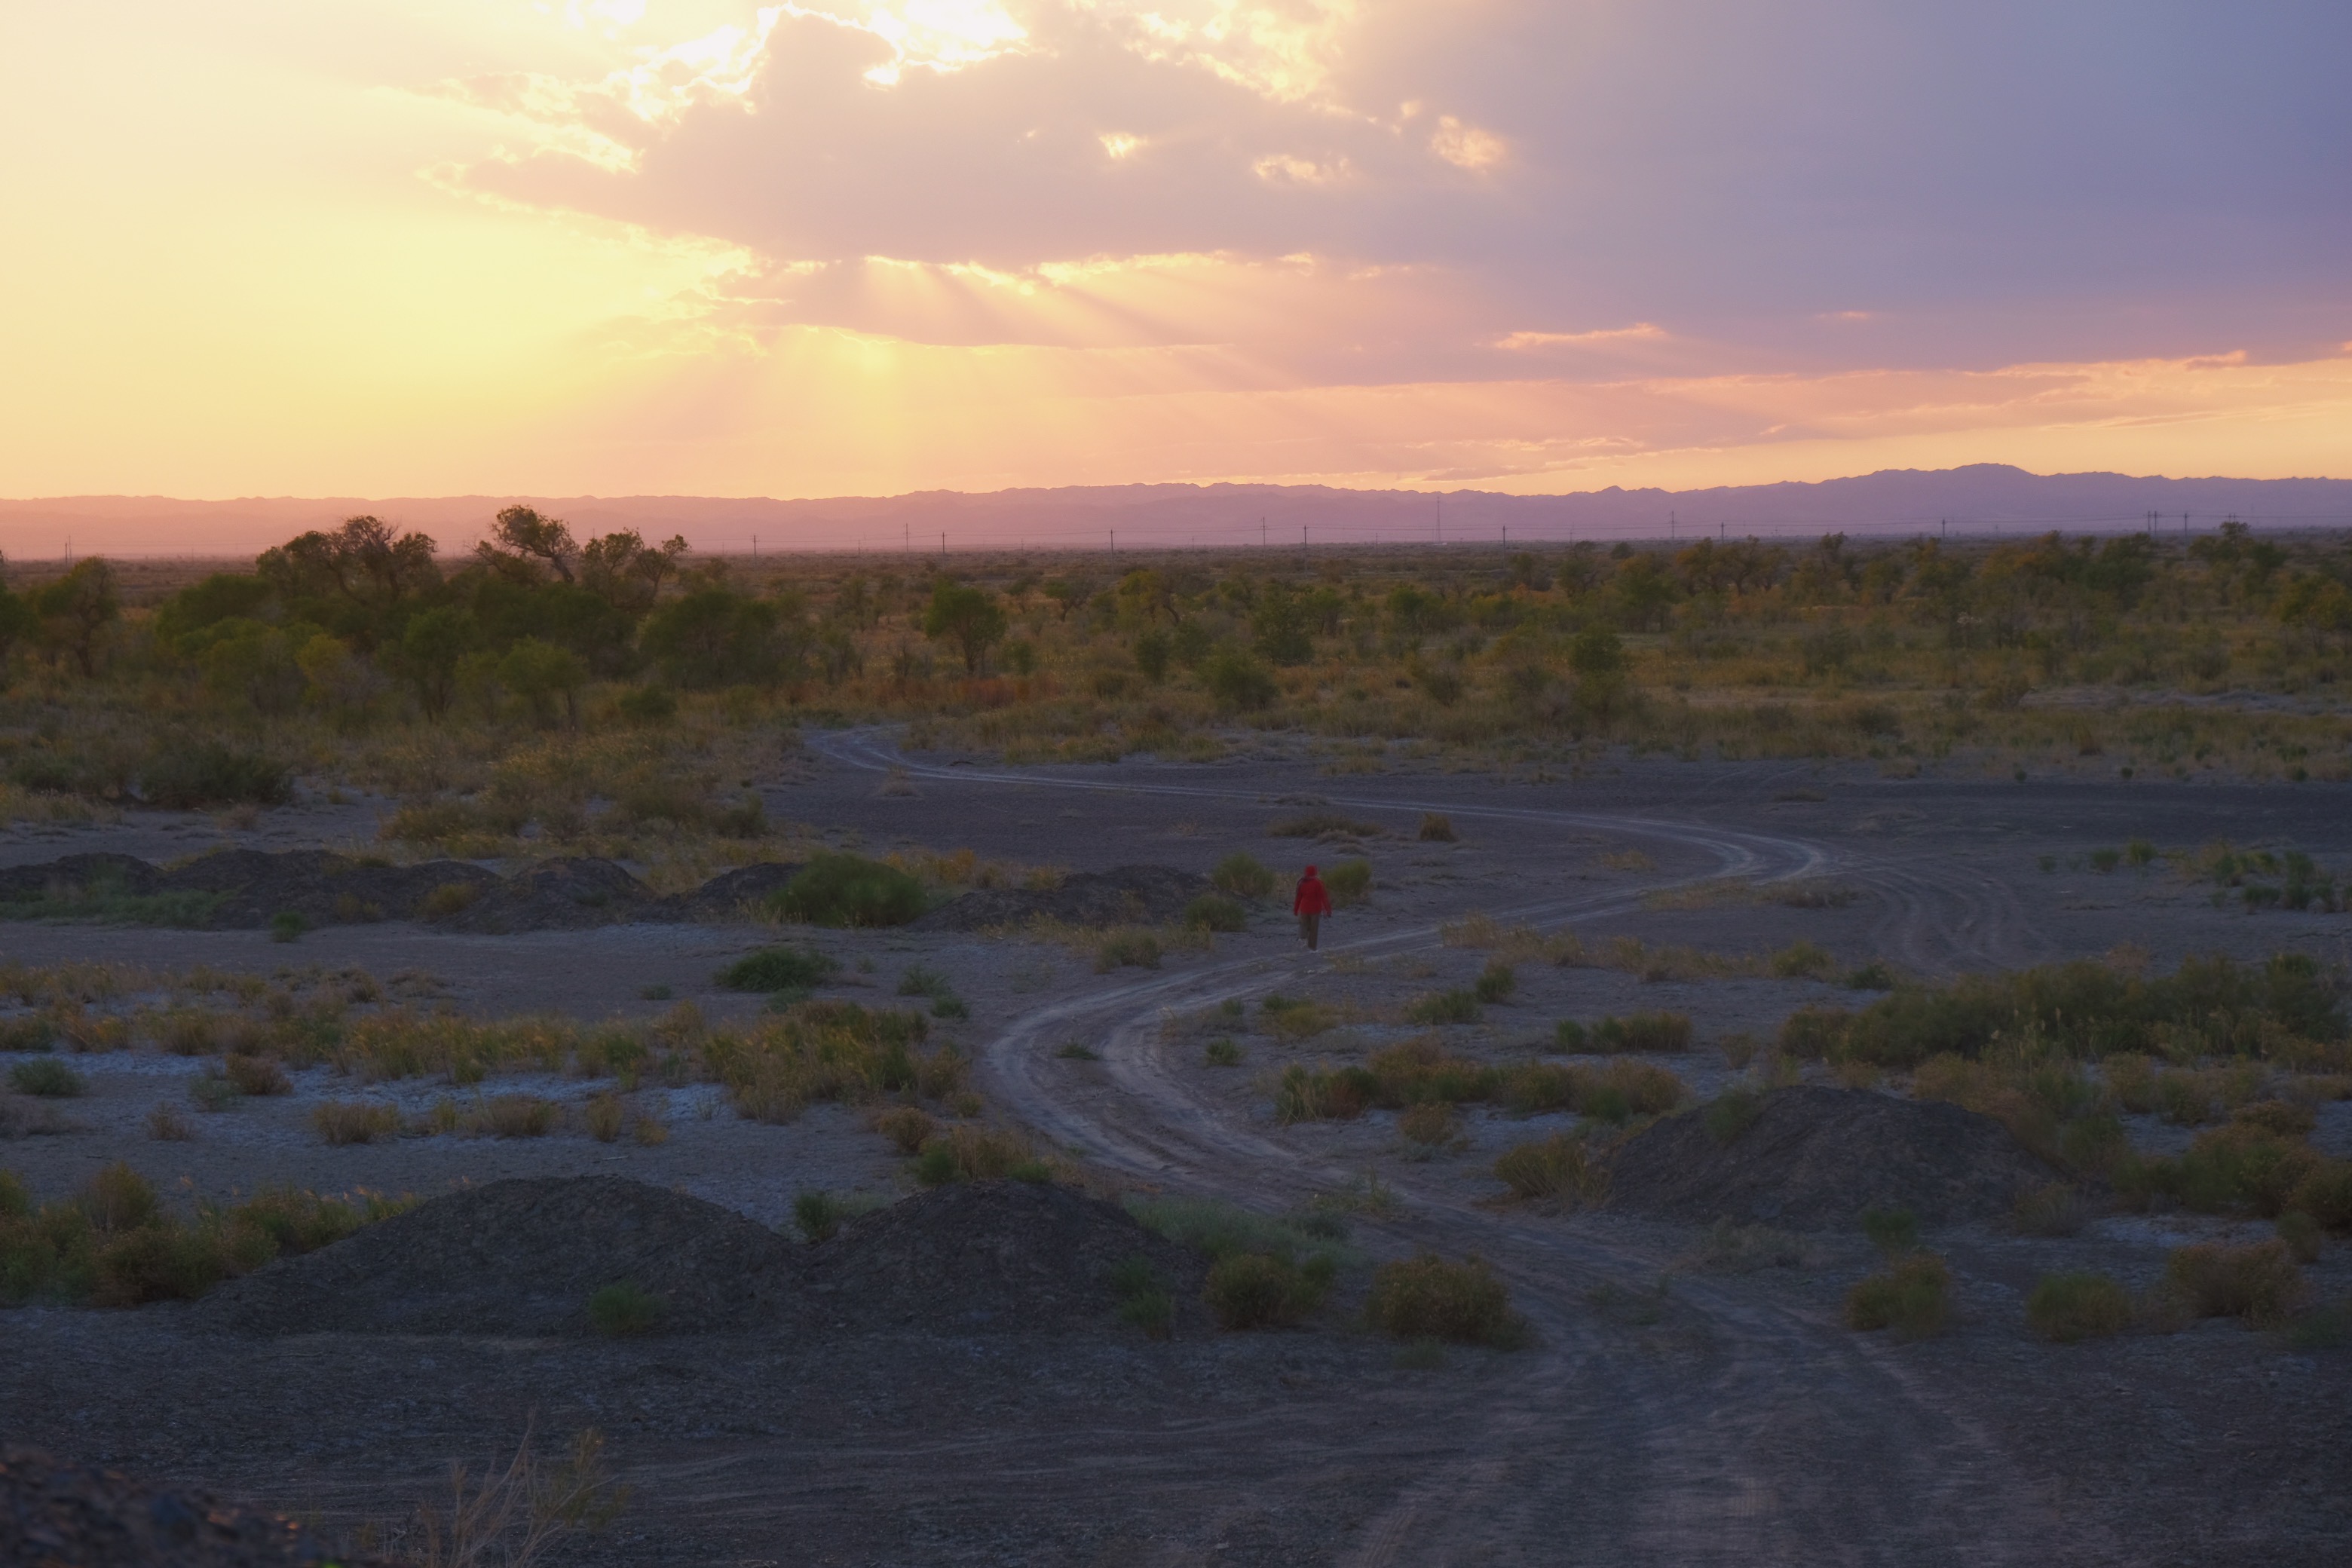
[1669,510,1676,541]
[1261,517,1267,548]
[1436,495,1443,545]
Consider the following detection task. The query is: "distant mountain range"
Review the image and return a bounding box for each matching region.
[5,465,2348,559]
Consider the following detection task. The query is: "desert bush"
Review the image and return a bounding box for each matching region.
[1406,989,1481,1026]
[2166,1239,2311,1325]
[1364,1254,1526,1347]
[1204,1249,1332,1330]
[794,1190,847,1244]
[483,1095,558,1138]
[584,1092,625,1143]
[140,743,292,809]
[631,1110,668,1147]
[2288,1160,2352,1230]
[223,1053,291,1096]
[1110,1254,1175,1340]
[2277,1210,2324,1264]
[8,1059,84,1098]
[770,853,928,928]
[313,1100,402,1145]
[1210,852,1276,899]
[1770,941,1837,980]
[1094,929,1162,972]
[1844,1251,1951,1337]
[1269,810,1382,839]
[2026,1272,2135,1341]
[2169,1122,2320,1215]
[1324,859,1373,908]
[709,1001,951,1122]
[1589,1012,1692,1053]
[1679,1220,1808,1274]
[586,1281,663,1336]
[145,1104,194,1142]
[1204,1037,1242,1067]
[1473,960,1517,1004]
[717,945,840,994]
[1417,812,1457,842]
[268,911,307,944]
[418,880,481,920]
[1398,1101,1460,1150]
[1493,1133,1609,1205]
[1183,894,1248,933]
[870,1104,938,1154]
[913,1124,1049,1185]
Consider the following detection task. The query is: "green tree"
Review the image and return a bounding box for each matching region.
[922,582,1008,675]
[477,504,579,583]
[498,636,587,727]
[198,620,306,715]
[578,528,689,612]
[400,605,476,720]
[0,557,35,673]
[34,558,121,676]
[1133,629,1171,683]
[1203,646,1278,712]
[640,586,785,688]
[1251,583,1314,666]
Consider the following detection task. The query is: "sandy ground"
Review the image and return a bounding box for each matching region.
[3,730,2350,1564]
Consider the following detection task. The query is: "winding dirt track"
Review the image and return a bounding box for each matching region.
[807,733,2076,1565]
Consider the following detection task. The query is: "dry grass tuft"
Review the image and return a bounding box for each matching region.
[313,1099,403,1146]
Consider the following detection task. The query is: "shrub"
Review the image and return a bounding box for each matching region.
[584,1092,625,1143]
[1417,812,1457,843]
[1325,859,1372,908]
[8,1059,85,1098]
[771,853,928,928]
[221,1053,289,1096]
[2026,1272,2134,1341]
[1844,1251,1951,1337]
[1473,961,1517,1004]
[718,945,841,994]
[1094,929,1162,972]
[794,1190,845,1244]
[2277,1210,2324,1264]
[1108,1254,1174,1339]
[418,881,480,920]
[1210,852,1277,899]
[2012,1182,2090,1238]
[2288,1160,2352,1230]
[2174,1122,2321,1215]
[1269,810,1381,839]
[1398,1101,1459,1149]
[1553,1018,1588,1052]
[1364,1254,1526,1346]
[870,1104,937,1155]
[145,1104,194,1142]
[483,1095,557,1138]
[1203,648,1278,712]
[631,1110,669,1147]
[1184,895,1248,933]
[1493,1134,1608,1205]
[1406,989,1481,1025]
[1704,1085,1764,1144]
[84,1162,160,1231]
[913,1125,1048,1185]
[2166,1239,2311,1325]
[1204,1250,1331,1329]
[140,743,292,809]
[586,1281,664,1336]
[1204,1037,1242,1067]
[1590,1012,1692,1053]
[1771,941,1837,980]
[312,1100,401,1145]
[1844,961,1898,991]
[617,684,677,725]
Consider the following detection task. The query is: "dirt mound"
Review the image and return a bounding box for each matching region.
[804,1181,1210,1333]
[194,1177,799,1337]
[167,849,498,926]
[911,865,1210,933]
[434,857,654,933]
[1,1447,387,1567]
[659,861,803,920]
[1606,1086,2058,1230]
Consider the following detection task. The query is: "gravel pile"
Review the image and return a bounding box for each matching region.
[194,1177,801,1337]
[0,1447,384,1567]
[911,865,1211,932]
[1606,1086,2059,1230]
[804,1180,1211,1334]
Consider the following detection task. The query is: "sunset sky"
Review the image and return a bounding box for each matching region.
[3,2,2347,503]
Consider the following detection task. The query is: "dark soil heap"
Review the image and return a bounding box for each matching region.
[804,1181,1211,1334]
[1,1447,384,1567]
[194,1177,800,1337]
[1606,1086,2059,1230]
[911,865,1210,933]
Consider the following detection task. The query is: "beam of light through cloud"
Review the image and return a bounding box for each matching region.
[0,0,2345,511]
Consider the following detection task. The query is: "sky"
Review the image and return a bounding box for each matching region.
[2,1,2347,506]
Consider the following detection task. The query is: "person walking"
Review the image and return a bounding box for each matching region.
[1294,863,1333,951]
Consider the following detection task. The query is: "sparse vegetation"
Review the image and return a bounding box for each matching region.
[1493,1133,1609,1204]
[2166,1239,2311,1326]
[2026,1272,2135,1341]
[312,1099,403,1144]
[8,1058,85,1098]
[718,945,840,994]
[1364,1254,1526,1347]
[1844,1251,1952,1337]
[586,1281,664,1336]
[770,853,928,928]
[1417,812,1457,842]
[1094,928,1163,972]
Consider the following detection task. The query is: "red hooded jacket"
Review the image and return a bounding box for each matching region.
[1293,866,1333,917]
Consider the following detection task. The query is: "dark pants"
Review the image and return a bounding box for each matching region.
[1299,912,1321,950]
